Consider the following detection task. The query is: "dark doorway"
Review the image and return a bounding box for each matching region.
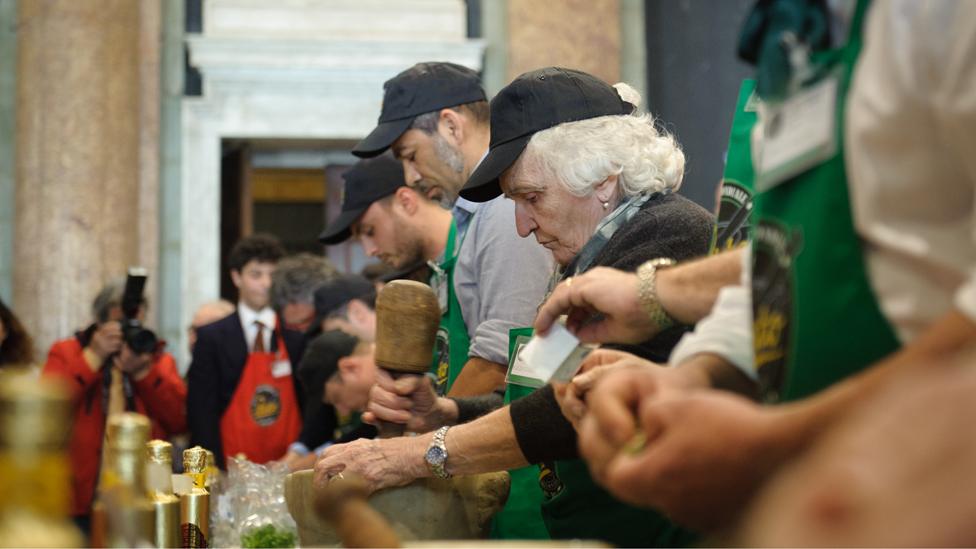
[218,139,362,302]
[645,0,755,212]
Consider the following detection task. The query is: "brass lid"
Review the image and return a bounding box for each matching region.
[146,439,173,464]
[0,373,72,450]
[183,446,208,473]
[105,413,151,451]
[205,449,215,468]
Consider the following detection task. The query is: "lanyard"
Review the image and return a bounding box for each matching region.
[428,218,470,314]
[550,192,659,287]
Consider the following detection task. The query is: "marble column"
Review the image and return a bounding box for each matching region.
[506,0,621,85]
[14,0,160,357]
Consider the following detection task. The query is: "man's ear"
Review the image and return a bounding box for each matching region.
[230,269,243,289]
[394,186,420,215]
[346,300,366,324]
[438,108,465,147]
[337,356,357,374]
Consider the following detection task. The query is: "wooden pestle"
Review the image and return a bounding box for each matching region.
[314,474,402,548]
[373,279,441,438]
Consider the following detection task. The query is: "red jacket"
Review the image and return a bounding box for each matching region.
[42,333,187,517]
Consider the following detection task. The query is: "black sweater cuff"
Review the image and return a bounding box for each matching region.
[510,385,579,463]
[451,388,505,424]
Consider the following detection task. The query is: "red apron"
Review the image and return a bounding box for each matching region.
[219,320,302,464]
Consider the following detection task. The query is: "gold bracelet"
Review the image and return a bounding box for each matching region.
[637,258,676,330]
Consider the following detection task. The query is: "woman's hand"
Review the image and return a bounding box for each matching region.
[534,267,658,344]
[313,435,428,494]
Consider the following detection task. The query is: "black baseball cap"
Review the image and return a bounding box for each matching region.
[318,155,406,244]
[460,67,635,202]
[352,62,486,158]
[307,274,375,338]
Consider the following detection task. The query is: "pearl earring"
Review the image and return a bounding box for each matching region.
[602,201,610,209]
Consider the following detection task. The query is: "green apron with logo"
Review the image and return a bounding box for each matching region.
[489,327,551,540]
[524,194,696,547]
[751,0,900,403]
[539,457,696,547]
[429,221,471,395]
[712,79,759,254]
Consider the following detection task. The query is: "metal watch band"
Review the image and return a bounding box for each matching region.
[637,258,676,330]
[426,426,452,479]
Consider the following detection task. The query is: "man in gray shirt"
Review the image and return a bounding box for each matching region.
[353,62,553,396]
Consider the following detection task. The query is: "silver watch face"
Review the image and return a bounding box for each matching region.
[425,446,447,465]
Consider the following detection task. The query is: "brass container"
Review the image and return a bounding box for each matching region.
[99,413,155,547]
[146,440,180,548]
[203,449,217,490]
[0,373,73,453]
[0,373,83,548]
[373,280,441,373]
[181,447,210,548]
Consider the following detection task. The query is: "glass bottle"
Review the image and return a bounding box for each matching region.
[180,446,210,548]
[146,440,181,548]
[0,373,83,548]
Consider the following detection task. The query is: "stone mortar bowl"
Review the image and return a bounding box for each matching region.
[285,470,511,547]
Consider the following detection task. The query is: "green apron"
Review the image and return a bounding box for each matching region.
[712,79,758,254]
[530,194,697,547]
[428,221,472,395]
[751,0,900,403]
[539,458,696,547]
[489,327,551,540]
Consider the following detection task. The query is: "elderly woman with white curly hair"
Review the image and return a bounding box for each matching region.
[314,68,713,547]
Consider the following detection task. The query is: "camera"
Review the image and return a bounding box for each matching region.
[121,267,158,355]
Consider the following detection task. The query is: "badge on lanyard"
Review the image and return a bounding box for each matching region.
[505,323,592,388]
[271,358,291,378]
[428,261,450,314]
[753,71,840,192]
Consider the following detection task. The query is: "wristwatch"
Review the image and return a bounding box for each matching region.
[637,258,676,330]
[425,426,452,479]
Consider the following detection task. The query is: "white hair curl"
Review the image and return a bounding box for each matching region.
[523,83,684,198]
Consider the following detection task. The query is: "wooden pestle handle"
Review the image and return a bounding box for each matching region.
[374,280,441,374]
[314,474,401,548]
[373,280,440,438]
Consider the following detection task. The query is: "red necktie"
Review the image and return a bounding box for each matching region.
[253,321,266,353]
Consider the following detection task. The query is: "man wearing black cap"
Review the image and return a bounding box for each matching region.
[351,61,553,399]
[320,155,464,392]
[317,67,703,547]
[319,155,452,271]
[283,274,378,471]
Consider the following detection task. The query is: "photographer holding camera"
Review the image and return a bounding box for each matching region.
[42,273,187,535]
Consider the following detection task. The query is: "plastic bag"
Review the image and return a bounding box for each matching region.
[211,456,298,548]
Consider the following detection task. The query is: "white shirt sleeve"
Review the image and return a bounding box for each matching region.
[668,244,755,380]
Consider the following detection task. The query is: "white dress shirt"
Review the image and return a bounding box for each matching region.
[238,302,276,353]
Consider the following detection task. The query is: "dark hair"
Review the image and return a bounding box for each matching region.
[324,287,378,323]
[360,262,394,283]
[227,233,285,273]
[270,253,338,312]
[358,286,378,309]
[409,100,490,134]
[0,297,34,367]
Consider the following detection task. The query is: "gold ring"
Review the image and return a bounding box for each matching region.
[565,276,574,288]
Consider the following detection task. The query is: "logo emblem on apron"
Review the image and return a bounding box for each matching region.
[714,181,753,253]
[538,461,564,499]
[250,384,282,426]
[752,220,803,403]
[433,326,450,395]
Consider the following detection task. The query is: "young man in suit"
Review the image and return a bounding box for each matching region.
[187,234,307,467]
